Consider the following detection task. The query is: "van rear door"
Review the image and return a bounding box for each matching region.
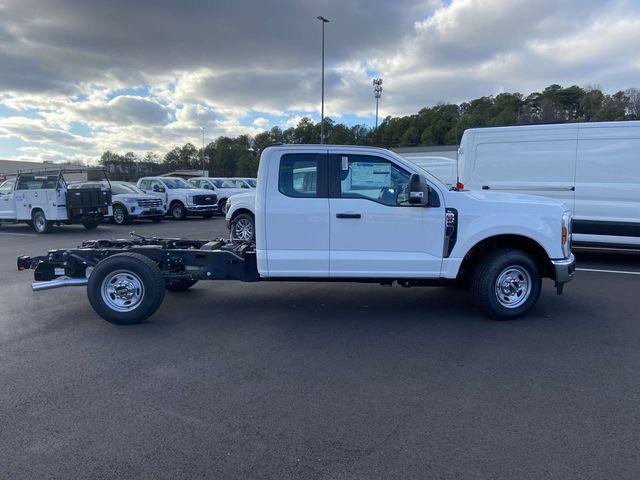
[573,123,640,247]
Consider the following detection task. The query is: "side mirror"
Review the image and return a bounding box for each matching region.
[408,174,440,207]
[153,185,165,193]
[203,184,212,190]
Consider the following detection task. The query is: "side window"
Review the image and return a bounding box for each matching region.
[139,180,149,190]
[279,154,325,198]
[151,180,164,191]
[338,155,410,206]
[0,180,14,195]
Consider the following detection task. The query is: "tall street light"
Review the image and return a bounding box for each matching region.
[373,78,383,130]
[317,16,329,144]
[200,126,206,176]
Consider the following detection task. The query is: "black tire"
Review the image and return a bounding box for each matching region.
[170,201,186,220]
[82,220,99,230]
[151,216,163,223]
[231,213,255,242]
[218,199,227,216]
[87,252,166,325]
[31,210,52,234]
[470,248,541,320]
[165,278,198,291]
[112,204,129,225]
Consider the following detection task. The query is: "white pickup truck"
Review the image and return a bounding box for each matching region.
[18,145,575,324]
[0,168,112,233]
[136,176,218,220]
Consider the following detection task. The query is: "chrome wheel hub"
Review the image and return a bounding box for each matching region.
[234,219,253,241]
[114,207,125,224]
[495,266,531,309]
[101,270,144,312]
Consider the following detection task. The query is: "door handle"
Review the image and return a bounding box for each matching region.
[336,213,361,219]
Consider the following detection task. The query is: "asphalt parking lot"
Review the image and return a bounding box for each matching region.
[1,218,639,479]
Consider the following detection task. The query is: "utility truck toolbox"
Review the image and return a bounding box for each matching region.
[18,145,575,324]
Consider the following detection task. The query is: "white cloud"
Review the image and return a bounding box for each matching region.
[1,0,640,161]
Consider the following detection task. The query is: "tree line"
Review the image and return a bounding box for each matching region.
[99,84,640,180]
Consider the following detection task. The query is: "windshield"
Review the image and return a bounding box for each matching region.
[163,178,193,189]
[228,179,251,189]
[112,182,144,195]
[245,179,257,187]
[212,179,239,188]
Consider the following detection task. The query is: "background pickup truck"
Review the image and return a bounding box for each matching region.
[18,145,575,324]
[0,168,112,233]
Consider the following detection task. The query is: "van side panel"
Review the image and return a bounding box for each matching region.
[466,125,577,212]
[574,124,640,246]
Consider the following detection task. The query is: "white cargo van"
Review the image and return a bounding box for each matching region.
[458,121,640,250]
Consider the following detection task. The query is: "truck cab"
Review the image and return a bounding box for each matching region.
[187,177,247,214]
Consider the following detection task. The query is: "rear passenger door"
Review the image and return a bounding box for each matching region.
[263,152,330,277]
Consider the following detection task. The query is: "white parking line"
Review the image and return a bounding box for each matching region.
[0,232,38,237]
[576,267,640,276]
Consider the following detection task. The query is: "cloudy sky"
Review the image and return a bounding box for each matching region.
[1,0,639,163]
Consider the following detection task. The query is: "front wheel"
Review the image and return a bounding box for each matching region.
[87,252,166,324]
[170,202,186,220]
[231,213,255,242]
[471,249,541,320]
[112,204,129,225]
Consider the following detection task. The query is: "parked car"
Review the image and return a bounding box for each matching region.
[458,120,640,250]
[70,181,164,225]
[136,176,217,220]
[21,145,574,324]
[0,168,112,233]
[188,177,248,214]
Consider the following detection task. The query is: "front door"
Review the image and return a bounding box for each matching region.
[0,180,16,219]
[328,154,445,278]
[263,152,330,277]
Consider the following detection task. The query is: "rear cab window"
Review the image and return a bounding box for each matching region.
[278,154,327,198]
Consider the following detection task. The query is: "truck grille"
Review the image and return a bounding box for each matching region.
[193,194,217,205]
[137,198,163,208]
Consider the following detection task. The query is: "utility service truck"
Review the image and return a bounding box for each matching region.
[0,168,112,233]
[17,145,575,324]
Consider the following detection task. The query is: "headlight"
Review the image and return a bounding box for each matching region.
[124,198,136,204]
[561,210,572,258]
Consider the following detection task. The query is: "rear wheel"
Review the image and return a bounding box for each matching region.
[170,202,186,220]
[31,210,52,234]
[112,204,129,225]
[471,248,541,320]
[82,220,99,230]
[87,252,165,325]
[231,213,254,242]
[165,278,198,291]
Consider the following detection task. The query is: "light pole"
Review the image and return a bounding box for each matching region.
[317,16,329,144]
[200,126,206,175]
[373,78,383,130]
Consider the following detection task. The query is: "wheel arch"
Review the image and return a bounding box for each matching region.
[230,207,254,221]
[458,234,554,280]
